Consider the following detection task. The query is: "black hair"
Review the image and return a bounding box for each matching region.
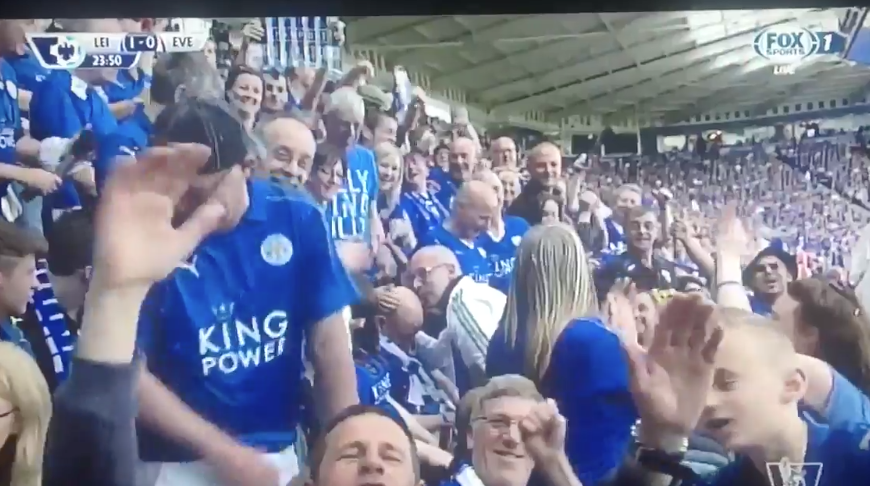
[152,98,252,173]
[46,209,93,277]
[224,64,264,98]
[311,143,348,176]
[308,404,420,482]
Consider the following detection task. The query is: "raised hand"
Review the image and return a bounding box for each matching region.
[520,399,567,467]
[92,144,230,289]
[622,294,723,441]
[715,202,751,257]
[604,278,638,344]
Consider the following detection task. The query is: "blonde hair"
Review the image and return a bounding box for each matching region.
[0,342,52,486]
[503,224,598,381]
[374,142,403,217]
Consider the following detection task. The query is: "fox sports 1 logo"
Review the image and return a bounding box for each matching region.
[753,27,820,63]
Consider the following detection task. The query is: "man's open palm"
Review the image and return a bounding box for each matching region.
[93,144,228,288]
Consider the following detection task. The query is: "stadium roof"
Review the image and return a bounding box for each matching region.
[346,11,869,125]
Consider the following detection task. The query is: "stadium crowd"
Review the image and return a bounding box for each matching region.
[1,14,870,486]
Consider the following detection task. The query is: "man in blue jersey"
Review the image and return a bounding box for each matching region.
[417,180,496,284]
[254,113,316,185]
[622,298,870,486]
[134,102,360,486]
[472,170,530,293]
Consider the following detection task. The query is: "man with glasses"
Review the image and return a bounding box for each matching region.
[445,375,581,486]
[404,245,504,396]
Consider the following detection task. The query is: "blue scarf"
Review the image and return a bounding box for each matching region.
[31,259,75,381]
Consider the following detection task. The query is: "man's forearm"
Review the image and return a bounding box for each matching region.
[137,369,239,459]
[310,315,360,420]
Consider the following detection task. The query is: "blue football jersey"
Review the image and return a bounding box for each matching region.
[418,225,492,284]
[478,215,530,293]
[137,179,359,462]
[0,60,22,194]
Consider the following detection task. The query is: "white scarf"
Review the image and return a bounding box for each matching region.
[379,336,455,412]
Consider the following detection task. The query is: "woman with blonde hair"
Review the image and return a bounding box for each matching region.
[0,342,52,486]
[484,223,637,486]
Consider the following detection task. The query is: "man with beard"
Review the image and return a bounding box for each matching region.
[742,245,797,317]
[506,142,561,224]
[595,206,677,301]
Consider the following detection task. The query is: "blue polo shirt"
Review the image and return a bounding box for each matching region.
[136,179,359,462]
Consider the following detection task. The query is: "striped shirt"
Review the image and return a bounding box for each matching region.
[31,258,75,381]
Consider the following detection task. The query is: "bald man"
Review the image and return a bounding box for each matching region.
[255,115,316,186]
[404,245,505,395]
[506,141,563,224]
[434,136,479,210]
[377,286,461,422]
[417,180,496,285]
[472,170,531,293]
[490,137,518,170]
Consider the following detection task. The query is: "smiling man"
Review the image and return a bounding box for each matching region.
[595,206,677,300]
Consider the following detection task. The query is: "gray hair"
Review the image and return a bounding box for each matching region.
[474,375,544,418]
[151,52,224,106]
[325,87,365,124]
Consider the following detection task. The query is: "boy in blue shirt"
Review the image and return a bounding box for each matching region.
[625,299,870,486]
[417,180,496,284]
[134,100,360,485]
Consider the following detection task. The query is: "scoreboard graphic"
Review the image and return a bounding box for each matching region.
[25,32,210,70]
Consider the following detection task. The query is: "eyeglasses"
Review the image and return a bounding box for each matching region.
[405,263,451,285]
[475,415,523,434]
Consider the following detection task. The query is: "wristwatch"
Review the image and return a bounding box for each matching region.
[634,447,697,485]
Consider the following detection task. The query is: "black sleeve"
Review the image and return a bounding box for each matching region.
[576,221,604,254]
[43,357,139,486]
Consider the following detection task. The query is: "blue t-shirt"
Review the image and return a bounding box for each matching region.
[800,367,870,428]
[477,216,530,293]
[0,60,22,194]
[136,179,359,462]
[94,115,151,193]
[487,318,637,486]
[101,68,151,103]
[393,191,449,244]
[417,225,492,284]
[325,145,379,242]
[702,420,870,486]
[30,71,118,231]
